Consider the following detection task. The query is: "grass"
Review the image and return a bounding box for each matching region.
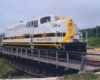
[60,72,100,80]
[0,58,34,79]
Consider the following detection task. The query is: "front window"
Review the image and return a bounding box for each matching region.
[40,16,51,24]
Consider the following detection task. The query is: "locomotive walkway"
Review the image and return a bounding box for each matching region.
[0,46,99,77]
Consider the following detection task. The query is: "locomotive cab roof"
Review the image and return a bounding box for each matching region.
[6,14,67,31]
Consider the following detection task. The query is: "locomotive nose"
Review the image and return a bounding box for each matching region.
[61,19,74,42]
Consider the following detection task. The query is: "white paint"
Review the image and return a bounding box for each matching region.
[3,14,81,44]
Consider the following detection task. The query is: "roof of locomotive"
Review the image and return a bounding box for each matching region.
[6,14,54,30]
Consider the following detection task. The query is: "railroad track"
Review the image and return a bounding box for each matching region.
[85,60,100,67]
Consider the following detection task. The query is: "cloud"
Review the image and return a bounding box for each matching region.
[0,0,100,33]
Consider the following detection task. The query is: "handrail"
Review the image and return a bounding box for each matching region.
[1,46,86,54]
[0,46,99,72]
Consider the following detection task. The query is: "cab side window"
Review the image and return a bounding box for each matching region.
[40,16,51,24]
[34,20,38,27]
[31,21,34,27]
[27,22,30,27]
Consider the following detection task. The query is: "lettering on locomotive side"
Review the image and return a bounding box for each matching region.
[36,38,52,41]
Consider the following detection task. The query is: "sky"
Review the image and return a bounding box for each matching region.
[0,0,100,33]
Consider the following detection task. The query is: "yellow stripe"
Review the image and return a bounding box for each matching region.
[4,37,63,40]
[2,42,61,46]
